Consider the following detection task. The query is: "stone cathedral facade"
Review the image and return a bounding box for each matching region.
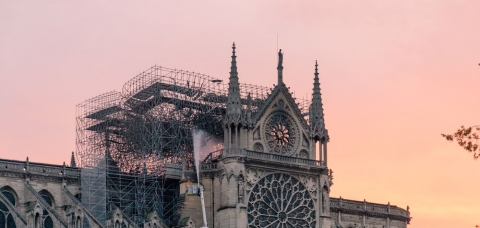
[178,44,410,228]
[0,44,411,228]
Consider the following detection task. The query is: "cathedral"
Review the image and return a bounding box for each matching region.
[0,44,411,228]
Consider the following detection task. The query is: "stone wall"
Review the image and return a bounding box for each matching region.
[330,197,410,228]
[0,158,95,228]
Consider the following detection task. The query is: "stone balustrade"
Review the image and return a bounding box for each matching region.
[0,158,80,179]
[202,148,325,170]
[202,163,218,170]
[330,197,410,219]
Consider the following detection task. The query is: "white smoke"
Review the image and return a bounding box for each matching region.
[193,129,223,182]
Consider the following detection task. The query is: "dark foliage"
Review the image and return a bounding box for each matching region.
[441,125,479,160]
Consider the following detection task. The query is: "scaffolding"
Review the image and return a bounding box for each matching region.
[76,66,310,227]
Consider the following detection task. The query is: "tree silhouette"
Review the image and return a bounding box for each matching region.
[441,125,480,160]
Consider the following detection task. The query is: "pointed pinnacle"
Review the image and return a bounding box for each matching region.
[232,42,236,56]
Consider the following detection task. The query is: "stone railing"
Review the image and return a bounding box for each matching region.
[245,150,324,166]
[330,197,410,220]
[390,206,410,217]
[202,149,222,171]
[202,148,324,169]
[202,163,218,170]
[0,158,80,179]
[203,149,223,163]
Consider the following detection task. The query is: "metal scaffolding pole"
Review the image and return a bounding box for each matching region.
[76,66,310,227]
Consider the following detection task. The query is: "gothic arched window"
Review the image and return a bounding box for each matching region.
[0,213,4,228]
[6,215,15,228]
[38,190,54,207]
[0,187,17,206]
[0,187,17,228]
[34,213,41,228]
[44,216,53,228]
[76,216,81,228]
[83,216,92,228]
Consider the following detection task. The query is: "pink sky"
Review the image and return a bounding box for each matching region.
[1,1,480,227]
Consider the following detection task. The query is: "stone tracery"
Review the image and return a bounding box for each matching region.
[247,173,316,228]
[264,111,298,155]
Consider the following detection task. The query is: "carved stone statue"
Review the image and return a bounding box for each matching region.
[322,189,328,213]
[278,49,283,68]
[238,177,245,202]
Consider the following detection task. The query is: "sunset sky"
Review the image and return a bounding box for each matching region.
[1,1,480,227]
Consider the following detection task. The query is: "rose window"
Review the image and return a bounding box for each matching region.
[247,173,316,228]
[270,124,290,145]
[264,111,298,155]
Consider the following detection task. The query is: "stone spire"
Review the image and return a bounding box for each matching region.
[277,49,284,85]
[227,42,242,117]
[310,60,327,139]
[70,151,76,167]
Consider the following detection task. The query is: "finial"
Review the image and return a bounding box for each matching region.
[278,49,283,68]
[70,151,77,168]
[226,42,241,118]
[230,42,238,76]
[277,49,284,85]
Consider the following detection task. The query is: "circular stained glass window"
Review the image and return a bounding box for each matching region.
[264,111,298,155]
[247,173,316,228]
